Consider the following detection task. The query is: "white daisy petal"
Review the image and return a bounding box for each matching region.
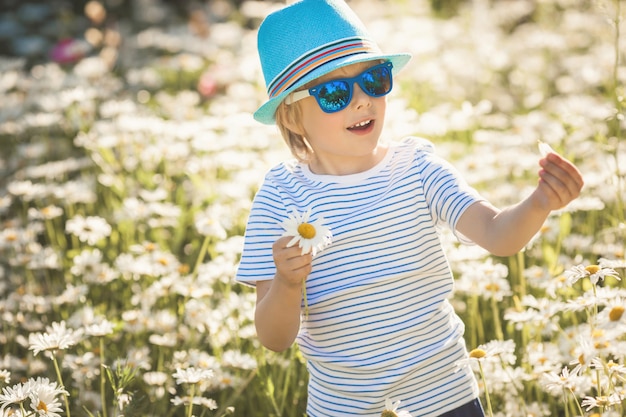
[537,140,557,157]
[286,235,300,248]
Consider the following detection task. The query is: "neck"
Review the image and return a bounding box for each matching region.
[308,145,388,176]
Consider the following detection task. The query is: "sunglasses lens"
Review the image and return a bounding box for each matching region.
[310,63,393,113]
[317,81,351,112]
[362,65,391,96]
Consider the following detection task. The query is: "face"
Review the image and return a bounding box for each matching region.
[291,61,388,175]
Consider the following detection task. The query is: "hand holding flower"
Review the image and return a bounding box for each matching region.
[534,141,584,211]
[277,209,333,317]
[272,237,313,290]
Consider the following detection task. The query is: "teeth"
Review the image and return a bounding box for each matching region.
[350,120,371,128]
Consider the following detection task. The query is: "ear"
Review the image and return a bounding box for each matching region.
[282,110,305,136]
[277,100,306,136]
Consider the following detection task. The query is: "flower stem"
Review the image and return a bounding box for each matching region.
[568,387,585,417]
[187,384,196,417]
[52,352,71,417]
[100,337,108,417]
[302,278,309,318]
[477,361,493,417]
[192,235,211,277]
[490,295,503,341]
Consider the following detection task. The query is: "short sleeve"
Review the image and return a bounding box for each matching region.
[410,138,484,244]
[235,176,288,286]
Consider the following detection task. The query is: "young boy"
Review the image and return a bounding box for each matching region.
[236,1,584,416]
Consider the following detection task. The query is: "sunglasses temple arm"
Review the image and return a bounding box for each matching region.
[285,90,311,105]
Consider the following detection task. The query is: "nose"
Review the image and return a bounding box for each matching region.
[350,82,372,110]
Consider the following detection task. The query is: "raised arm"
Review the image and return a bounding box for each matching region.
[456,152,584,257]
[254,236,311,352]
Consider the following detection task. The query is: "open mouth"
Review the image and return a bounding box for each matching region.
[347,119,373,131]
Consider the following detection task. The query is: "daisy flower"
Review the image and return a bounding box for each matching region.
[0,370,10,385]
[564,264,620,286]
[84,319,115,337]
[0,380,30,410]
[281,209,332,257]
[27,377,68,417]
[170,395,218,409]
[584,264,620,285]
[65,215,112,246]
[172,367,214,385]
[542,366,589,397]
[580,393,624,412]
[381,398,412,417]
[28,321,83,356]
[281,209,333,318]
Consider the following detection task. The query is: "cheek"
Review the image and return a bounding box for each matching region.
[300,101,330,134]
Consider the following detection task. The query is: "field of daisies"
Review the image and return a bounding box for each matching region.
[0,0,625,416]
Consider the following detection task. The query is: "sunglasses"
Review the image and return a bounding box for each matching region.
[285,62,393,113]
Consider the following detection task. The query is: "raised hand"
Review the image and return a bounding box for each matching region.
[535,152,584,211]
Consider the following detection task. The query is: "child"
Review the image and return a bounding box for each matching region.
[235,0,584,416]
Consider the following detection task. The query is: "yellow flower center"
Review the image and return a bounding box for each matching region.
[585,265,600,275]
[297,223,316,239]
[469,348,486,359]
[594,341,609,349]
[609,305,624,321]
[595,396,609,406]
[37,401,48,412]
[381,411,399,417]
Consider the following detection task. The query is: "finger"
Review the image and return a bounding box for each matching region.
[538,168,580,208]
[273,247,306,268]
[274,236,295,249]
[275,254,312,283]
[545,154,583,184]
[538,167,579,200]
[541,155,584,196]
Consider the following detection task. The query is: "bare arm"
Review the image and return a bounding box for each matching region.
[254,236,312,352]
[456,152,584,257]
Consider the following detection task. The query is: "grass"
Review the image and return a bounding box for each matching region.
[0,0,624,416]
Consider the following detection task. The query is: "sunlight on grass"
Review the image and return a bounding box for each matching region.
[0,0,624,416]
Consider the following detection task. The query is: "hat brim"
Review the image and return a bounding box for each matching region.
[253,52,412,125]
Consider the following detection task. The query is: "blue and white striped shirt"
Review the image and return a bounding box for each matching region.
[236,137,483,416]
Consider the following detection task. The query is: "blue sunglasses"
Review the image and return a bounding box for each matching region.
[285,62,394,113]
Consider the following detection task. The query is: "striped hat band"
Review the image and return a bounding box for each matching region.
[267,37,381,98]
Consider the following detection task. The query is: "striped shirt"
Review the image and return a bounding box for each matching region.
[236,137,483,416]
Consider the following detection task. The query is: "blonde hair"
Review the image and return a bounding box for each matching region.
[274,60,387,162]
[274,100,313,163]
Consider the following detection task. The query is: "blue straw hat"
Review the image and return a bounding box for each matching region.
[254,0,412,125]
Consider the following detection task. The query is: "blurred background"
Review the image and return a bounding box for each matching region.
[0,0,467,67]
[0,1,624,416]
